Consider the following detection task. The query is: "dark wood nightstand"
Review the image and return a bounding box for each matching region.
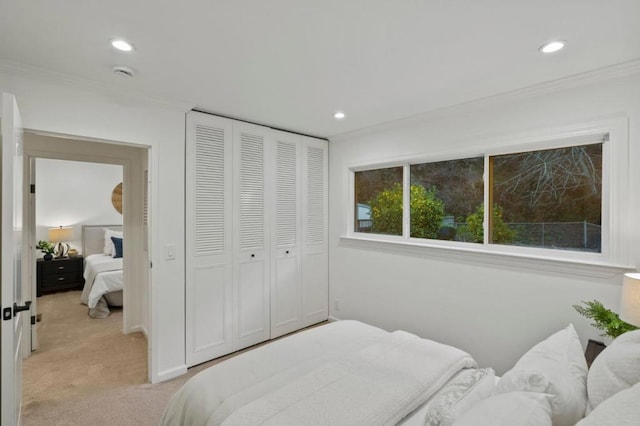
[585,339,607,368]
[37,256,84,297]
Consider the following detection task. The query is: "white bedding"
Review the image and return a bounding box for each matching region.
[80,253,123,311]
[161,320,476,426]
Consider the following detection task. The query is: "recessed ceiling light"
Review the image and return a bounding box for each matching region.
[334,111,345,120]
[539,40,565,54]
[111,39,134,52]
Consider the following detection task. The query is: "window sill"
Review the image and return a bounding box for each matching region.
[338,234,633,279]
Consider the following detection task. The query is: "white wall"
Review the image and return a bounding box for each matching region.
[0,70,187,383]
[329,72,640,374]
[35,158,123,253]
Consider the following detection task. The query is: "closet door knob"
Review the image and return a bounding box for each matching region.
[285,250,290,254]
[251,254,255,258]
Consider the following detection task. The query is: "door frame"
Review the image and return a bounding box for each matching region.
[21,130,152,379]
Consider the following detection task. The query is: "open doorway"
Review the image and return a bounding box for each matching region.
[20,131,151,419]
[34,159,124,314]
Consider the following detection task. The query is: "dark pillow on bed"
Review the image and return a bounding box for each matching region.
[111,236,123,258]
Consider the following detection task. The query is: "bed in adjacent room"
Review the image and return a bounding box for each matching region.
[161,319,640,426]
[80,225,124,318]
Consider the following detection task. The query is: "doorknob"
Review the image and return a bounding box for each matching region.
[13,300,32,316]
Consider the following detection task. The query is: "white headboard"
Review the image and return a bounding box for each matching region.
[82,225,122,257]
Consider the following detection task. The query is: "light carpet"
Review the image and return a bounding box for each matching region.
[22,290,325,425]
[22,290,210,425]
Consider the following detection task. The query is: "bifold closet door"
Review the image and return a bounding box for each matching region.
[301,136,329,327]
[185,112,233,367]
[233,122,271,351]
[270,131,302,339]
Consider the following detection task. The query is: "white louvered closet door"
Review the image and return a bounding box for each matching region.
[186,112,234,366]
[233,122,272,351]
[270,131,302,338]
[301,136,329,327]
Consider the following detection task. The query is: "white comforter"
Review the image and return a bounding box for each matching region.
[80,254,123,308]
[161,320,476,426]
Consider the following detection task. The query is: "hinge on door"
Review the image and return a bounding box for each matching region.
[31,315,36,325]
[30,184,35,194]
[3,307,12,321]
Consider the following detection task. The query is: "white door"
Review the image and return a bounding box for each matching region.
[1,93,26,426]
[301,137,328,327]
[271,131,302,338]
[233,122,271,351]
[185,112,234,366]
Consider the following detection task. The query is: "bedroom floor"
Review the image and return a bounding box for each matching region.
[21,291,328,425]
[22,291,148,425]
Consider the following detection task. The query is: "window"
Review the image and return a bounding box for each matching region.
[351,133,611,261]
[490,143,602,252]
[409,157,483,241]
[354,166,403,235]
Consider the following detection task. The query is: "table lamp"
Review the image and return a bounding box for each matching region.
[620,272,640,327]
[49,226,73,258]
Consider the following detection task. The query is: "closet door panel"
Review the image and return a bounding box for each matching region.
[271,132,302,338]
[186,112,233,366]
[192,265,229,350]
[301,252,328,325]
[233,122,271,351]
[301,137,328,327]
[237,253,268,342]
[272,250,299,335]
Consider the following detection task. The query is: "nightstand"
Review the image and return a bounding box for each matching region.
[585,339,607,368]
[37,256,84,297]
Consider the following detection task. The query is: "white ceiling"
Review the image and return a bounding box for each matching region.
[1,0,639,138]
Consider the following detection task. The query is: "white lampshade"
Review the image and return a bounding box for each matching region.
[620,273,640,327]
[48,226,73,243]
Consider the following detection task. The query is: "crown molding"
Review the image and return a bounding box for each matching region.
[0,60,194,111]
[330,59,640,143]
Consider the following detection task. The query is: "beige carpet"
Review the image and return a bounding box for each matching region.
[22,290,326,425]
[22,291,150,425]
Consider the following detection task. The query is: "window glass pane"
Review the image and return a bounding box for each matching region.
[354,167,403,235]
[410,157,484,241]
[491,142,603,252]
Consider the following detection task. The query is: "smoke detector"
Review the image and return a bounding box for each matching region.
[112,65,135,77]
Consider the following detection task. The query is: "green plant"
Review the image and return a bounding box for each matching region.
[369,183,445,238]
[573,300,638,339]
[462,204,516,244]
[36,240,55,255]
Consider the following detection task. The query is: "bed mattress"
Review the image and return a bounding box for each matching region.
[161,320,477,426]
[80,253,124,308]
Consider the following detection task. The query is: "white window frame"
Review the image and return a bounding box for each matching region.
[343,117,632,278]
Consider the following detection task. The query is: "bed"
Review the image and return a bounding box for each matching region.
[79,225,124,318]
[161,320,480,426]
[161,319,640,426]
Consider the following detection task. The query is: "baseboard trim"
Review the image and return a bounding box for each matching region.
[155,365,188,383]
[129,324,149,339]
[327,315,341,322]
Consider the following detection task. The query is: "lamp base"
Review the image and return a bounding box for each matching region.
[54,242,70,258]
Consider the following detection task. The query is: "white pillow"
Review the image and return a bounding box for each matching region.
[424,368,495,426]
[586,329,640,411]
[103,228,123,256]
[452,392,552,426]
[496,324,588,426]
[577,381,640,425]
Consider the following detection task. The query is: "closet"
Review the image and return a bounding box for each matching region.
[185,111,328,366]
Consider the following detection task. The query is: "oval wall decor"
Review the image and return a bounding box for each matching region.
[111,182,123,214]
